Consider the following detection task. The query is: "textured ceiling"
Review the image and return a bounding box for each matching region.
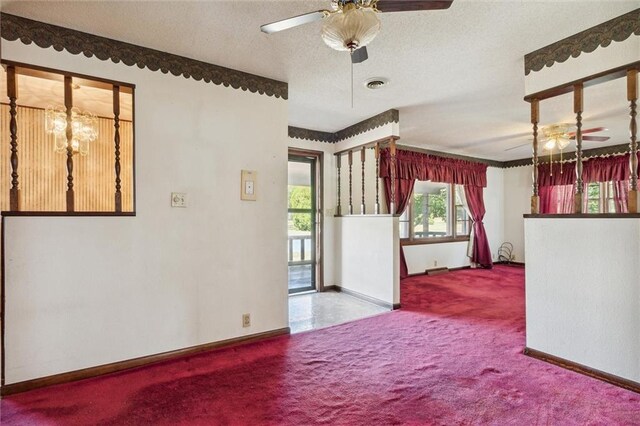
[1,0,638,161]
[0,68,134,121]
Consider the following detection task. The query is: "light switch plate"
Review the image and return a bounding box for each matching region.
[171,192,187,207]
[241,170,257,201]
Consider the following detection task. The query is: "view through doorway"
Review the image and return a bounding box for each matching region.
[287,152,320,293]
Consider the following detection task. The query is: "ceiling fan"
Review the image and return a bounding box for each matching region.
[260,0,454,64]
[504,125,610,152]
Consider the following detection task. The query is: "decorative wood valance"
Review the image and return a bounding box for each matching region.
[0,13,288,99]
[379,148,488,187]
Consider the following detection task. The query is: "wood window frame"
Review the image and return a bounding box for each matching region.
[1,60,136,216]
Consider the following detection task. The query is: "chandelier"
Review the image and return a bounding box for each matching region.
[321,1,381,52]
[45,106,98,156]
[542,123,572,175]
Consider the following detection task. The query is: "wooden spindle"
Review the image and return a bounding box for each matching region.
[628,69,638,213]
[374,142,380,214]
[336,154,342,216]
[389,139,397,214]
[531,99,539,214]
[7,66,20,211]
[360,146,366,215]
[65,76,75,212]
[348,150,353,215]
[113,85,122,212]
[574,84,584,214]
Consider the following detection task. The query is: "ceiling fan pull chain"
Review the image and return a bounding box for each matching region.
[351,55,354,109]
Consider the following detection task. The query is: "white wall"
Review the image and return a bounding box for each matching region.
[335,216,399,306]
[2,40,288,383]
[525,218,640,383]
[503,165,532,262]
[404,166,505,273]
[525,35,639,95]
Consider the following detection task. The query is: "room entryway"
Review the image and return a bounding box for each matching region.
[287,152,320,294]
[289,291,388,333]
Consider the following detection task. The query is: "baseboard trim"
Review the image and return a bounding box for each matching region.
[449,265,472,271]
[495,261,525,267]
[408,265,471,278]
[332,286,398,310]
[523,347,640,394]
[1,327,290,397]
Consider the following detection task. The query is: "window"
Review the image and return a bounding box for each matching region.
[604,181,616,214]
[583,181,618,214]
[1,61,135,213]
[586,182,601,213]
[400,182,471,242]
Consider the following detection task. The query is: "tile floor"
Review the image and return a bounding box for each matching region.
[288,291,390,334]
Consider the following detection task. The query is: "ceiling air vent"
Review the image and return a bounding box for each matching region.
[364,77,389,90]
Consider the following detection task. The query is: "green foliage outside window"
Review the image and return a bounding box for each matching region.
[587,183,600,214]
[412,188,447,227]
[289,186,312,231]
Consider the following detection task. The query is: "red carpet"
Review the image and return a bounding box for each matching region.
[2,266,639,424]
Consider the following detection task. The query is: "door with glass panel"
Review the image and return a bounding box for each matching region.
[288,156,316,293]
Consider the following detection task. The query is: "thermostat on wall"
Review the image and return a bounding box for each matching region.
[241,170,257,201]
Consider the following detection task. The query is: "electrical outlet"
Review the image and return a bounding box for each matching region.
[242,313,251,328]
[434,260,438,267]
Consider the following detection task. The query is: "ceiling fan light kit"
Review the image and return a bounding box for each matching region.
[321,2,381,52]
[261,0,454,62]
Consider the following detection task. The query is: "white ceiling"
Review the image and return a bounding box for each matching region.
[2,0,638,161]
[0,68,134,121]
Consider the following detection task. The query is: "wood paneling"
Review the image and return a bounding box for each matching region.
[1,105,134,212]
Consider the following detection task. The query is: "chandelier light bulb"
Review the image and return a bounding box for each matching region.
[44,105,98,156]
[544,139,556,151]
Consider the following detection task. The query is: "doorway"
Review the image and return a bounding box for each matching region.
[287,151,321,294]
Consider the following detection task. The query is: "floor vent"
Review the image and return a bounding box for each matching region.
[425,267,449,276]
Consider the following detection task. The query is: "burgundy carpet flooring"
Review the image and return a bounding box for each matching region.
[2,266,639,425]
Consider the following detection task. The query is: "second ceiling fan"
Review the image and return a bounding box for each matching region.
[261,0,454,64]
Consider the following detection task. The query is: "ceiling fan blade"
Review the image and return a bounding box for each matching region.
[504,142,531,152]
[582,136,610,142]
[260,10,327,34]
[566,127,607,137]
[375,0,453,13]
[351,46,368,64]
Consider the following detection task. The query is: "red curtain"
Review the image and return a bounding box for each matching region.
[539,186,556,214]
[556,185,575,214]
[538,154,637,214]
[614,180,629,213]
[380,148,490,274]
[463,186,493,268]
[383,178,415,279]
[538,153,638,186]
[380,149,487,187]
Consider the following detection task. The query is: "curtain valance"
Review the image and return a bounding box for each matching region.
[379,149,488,187]
[538,153,638,187]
